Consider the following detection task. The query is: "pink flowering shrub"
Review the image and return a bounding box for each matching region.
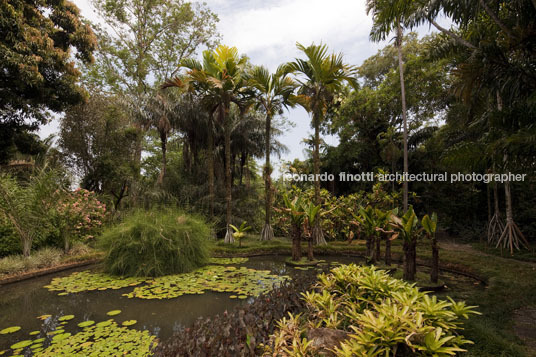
[53,188,108,248]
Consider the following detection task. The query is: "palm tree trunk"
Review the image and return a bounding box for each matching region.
[223,107,234,244]
[385,235,391,266]
[431,237,439,283]
[403,239,416,281]
[261,114,274,241]
[312,116,326,245]
[207,122,215,218]
[292,224,302,261]
[397,22,409,213]
[157,132,167,186]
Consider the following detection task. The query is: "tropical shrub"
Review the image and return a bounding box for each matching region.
[0,170,65,257]
[49,188,108,251]
[99,208,211,277]
[266,265,479,356]
[273,186,365,241]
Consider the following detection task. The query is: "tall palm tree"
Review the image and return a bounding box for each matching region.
[285,43,357,245]
[247,65,297,241]
[164,45,251,243]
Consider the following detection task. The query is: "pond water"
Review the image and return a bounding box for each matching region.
[0,255,483,355]
[0,255,360,355]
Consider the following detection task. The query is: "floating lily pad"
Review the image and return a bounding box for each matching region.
[29,331,40,336]
[106,310,121,316]
[38,320,156,355]
[77,320,95,328]
[0,326,21,334]
[47,329,65,336]
[52,332,72,342]
[96,320,113,328]
[58,314,75,321]
[10,340,32,349]
[44,271,146,294]
[121,320,137,326]
[209,257,249,264]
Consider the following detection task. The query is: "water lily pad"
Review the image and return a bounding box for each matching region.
[209,257,249,264]
[52,332,72,342]
[58,314,75,321]
[10,340,32,349]
[29,331,40,336]
[106,310,121,316]
[121,320,137,326]
[39,320,156,355]
[78,320,95,328]
[96,320,113,328]
[0,326,21,334]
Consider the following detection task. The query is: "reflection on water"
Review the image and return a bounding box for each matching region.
[0,255,360,352]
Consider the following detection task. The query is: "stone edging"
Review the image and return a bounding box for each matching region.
[0,259,100,286]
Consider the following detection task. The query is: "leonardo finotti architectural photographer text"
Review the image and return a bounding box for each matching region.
[283,172,527,184]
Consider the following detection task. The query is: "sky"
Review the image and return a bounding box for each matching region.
[41,0,442,174]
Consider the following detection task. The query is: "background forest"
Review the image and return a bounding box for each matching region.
[1,0,535,258]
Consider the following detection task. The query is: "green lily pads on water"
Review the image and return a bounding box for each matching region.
[0,326,21,334]
[29,331,40,336]
[58,315,75,321]
[38,320,157,355]
[106,310,121,316]
[10,340,32,349]
[77,320,95,328]
[52,333,72,342]
[96,320,113,328]
[209,257,249,264]
[121,320,137,326]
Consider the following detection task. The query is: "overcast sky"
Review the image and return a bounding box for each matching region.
[41,0,442,174]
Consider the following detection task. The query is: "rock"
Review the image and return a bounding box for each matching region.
[307,328,351,356]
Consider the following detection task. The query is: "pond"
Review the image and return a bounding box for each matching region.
[0,255,483,356]
[0,255,360,356]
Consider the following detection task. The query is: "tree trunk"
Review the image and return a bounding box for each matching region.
[385,235,391,266]
[307,238,314,261]
[292,225,302,261]
[375,235,381,263]
[261,114,274,241]
[403,240,416,281]
[157,132,167,186]
[224,109,234,244]
[312,117,326,245]
[397,22,409,213]
[207,121,215,218]
[431,238,439,283]
[366,236,372,261]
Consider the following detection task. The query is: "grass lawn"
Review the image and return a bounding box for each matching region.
[213,235,536,356]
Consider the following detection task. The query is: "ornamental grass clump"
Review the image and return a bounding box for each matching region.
[99,209,211,277]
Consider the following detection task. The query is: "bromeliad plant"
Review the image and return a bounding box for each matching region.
[266,265,479,357]
[229,221,251,247]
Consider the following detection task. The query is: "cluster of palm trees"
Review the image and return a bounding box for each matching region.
[159,43,356,242]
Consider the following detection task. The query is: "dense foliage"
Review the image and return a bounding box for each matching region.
[99,209,211,277]
[266,265,479,356]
